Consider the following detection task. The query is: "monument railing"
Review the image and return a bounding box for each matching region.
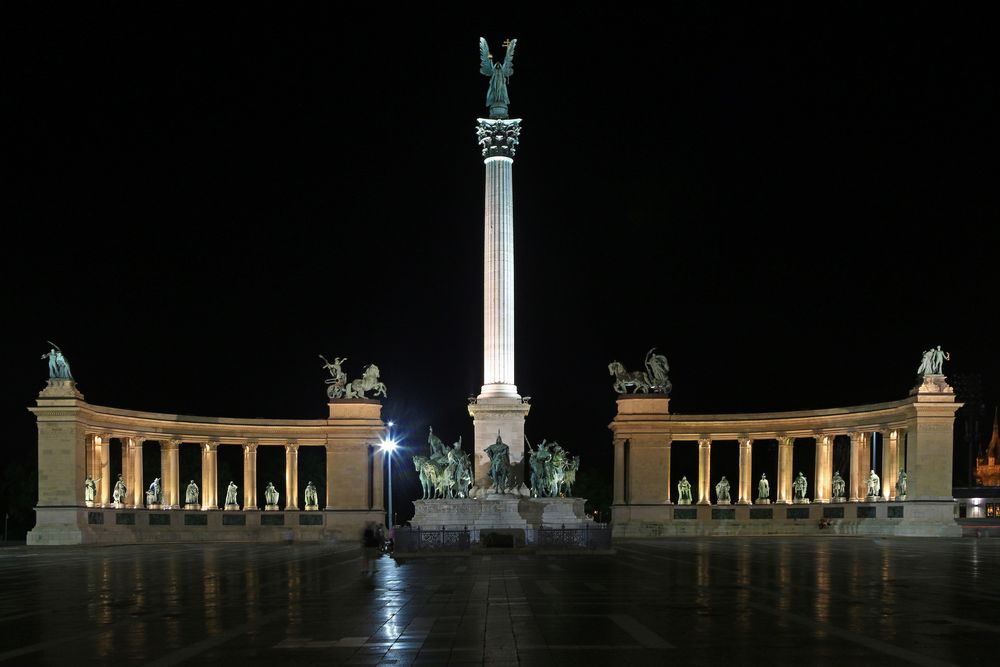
[395,526,472,552]
[529,524,611,550]
[394,523,611,552]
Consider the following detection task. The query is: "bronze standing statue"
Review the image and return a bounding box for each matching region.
[480,37,517,119]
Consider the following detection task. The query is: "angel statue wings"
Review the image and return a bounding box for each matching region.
[480,37,517,118]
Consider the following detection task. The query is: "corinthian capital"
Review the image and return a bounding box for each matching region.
[476,118,521,158]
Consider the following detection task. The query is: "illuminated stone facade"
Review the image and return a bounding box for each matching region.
[974,412,1000,487]
[610,376,962,537]
[28,378,386,545]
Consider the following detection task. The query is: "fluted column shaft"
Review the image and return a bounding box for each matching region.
[201,442,218,509]
[814,434,832,503]
[848,432,864,501]
[285,443,299,510]
[131,437,144,508]
[96,435,111,506]
[481,155,517,397]
[776,437,793,503]
[161,440,180,508]
[243,442,258,509]
[697,438,712,505]
[737,437,752,504]
[120,438,131,505]
[882,430,899,500]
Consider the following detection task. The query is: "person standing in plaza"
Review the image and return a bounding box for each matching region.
[361,522,380,575]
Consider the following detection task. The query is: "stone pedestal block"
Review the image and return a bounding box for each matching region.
[411,496,589,531]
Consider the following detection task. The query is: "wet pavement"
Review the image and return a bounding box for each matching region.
[0,537,997,665]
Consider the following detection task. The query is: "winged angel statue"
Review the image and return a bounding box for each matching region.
[480,37,517,118]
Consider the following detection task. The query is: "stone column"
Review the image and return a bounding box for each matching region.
[776,436,793,504]
[131,437,144,508]
[243,441,258,510]
[161,439,180,508]
[120,436,131,504]
[95,434,111,506]
[882,430,898,500]
[697,438,712,505]
[613,438,626,505]
[848,431,864,502]
[814,434,832,503]
[201,441,218,509]
[470,118,529,488]
[285,443,299,510]
[664,438,673,504]
[325,443,337,510]
[86,434,98,483]
[371,446,385,512]
[737,437,752,504]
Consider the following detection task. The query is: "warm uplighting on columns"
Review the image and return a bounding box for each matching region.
[776,436,793,504]
[697,438,712,505]
[737,437,753,505]
[285,442,299,510]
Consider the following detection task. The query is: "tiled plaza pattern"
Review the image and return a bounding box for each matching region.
[0,538,997,665]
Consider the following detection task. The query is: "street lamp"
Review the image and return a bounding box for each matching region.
[379,422,398,529]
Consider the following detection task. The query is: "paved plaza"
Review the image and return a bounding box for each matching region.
[1,538,997,666]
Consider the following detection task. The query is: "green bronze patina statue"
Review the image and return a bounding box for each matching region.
[479,37,517,119]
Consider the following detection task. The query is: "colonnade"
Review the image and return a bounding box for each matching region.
[84,434,381,512]
[613,430,904,506]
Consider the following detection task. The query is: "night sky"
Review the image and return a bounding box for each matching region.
[4,4,998,531]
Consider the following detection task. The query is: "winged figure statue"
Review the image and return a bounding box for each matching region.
[480,37,517,118]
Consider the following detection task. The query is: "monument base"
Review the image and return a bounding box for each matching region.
[184,503,199,510]
[411,496,588,532]
[265,504,280,511]
[833,497,846,503]
[224,504,240,511]
[147,503,162,510]
[755,499,771,505]
[793,498,811,504]
[677,499,692,505]
[865,495,881,503]
[897,495,907,501]
[84,501,94,508]
[304,504,319,511]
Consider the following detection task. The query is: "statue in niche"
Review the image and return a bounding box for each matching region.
[41,341,73,379]
[831,471,846,499]
[895,471,908,498]
[185,480,199,505]
[793,472,809,502]
[304,481,319,509]
[264,482,280,508]
[112,474,127,505]
[84,476,98,505]
[866,470,881,498]
[485,433,515,494]
[146,478,161,506]
[677,476,693,504]
[479,37,517,118]
[715,476,731,504]
[757,473,770,503]
[225,481,239,507]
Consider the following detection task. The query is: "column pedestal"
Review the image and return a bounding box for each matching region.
[467,397,530,493]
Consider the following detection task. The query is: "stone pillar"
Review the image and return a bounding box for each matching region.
[371,446,385,512]
[243,441,258,510]
[814,434,832,503]
[96,434,111,506]
[613,438,626,505]
[881,430,898,500]
[848,431,864,502]
[325,443,337,510]
[471,118,528,489]
[776,436,793,504]
[201,441,218,509]
[86,433,97,483]
[697,438,712,505]
[664,438,673,504]
[905,376,962,500]
[161,439,180,508]
[131,436,144,508]
[120,436,131,504]
[285,442,299,510]
[737,437,752,504]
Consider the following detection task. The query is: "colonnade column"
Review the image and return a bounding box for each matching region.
[776,436,793,503]
[200,441,218,509]
[613,438,626,505]
[96,434,111,506]
[848,431,864,501]
[243,441,258,510]
[131,436,144,508]
[737,437,752,504]
[86,434,98,484]
[697,438,712,505]
[882,429,898,500]
[664,437,673,504]
[285,443,299,510]
[814,434,832,503]
[161,439,180,508]
[120,437,131,505]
